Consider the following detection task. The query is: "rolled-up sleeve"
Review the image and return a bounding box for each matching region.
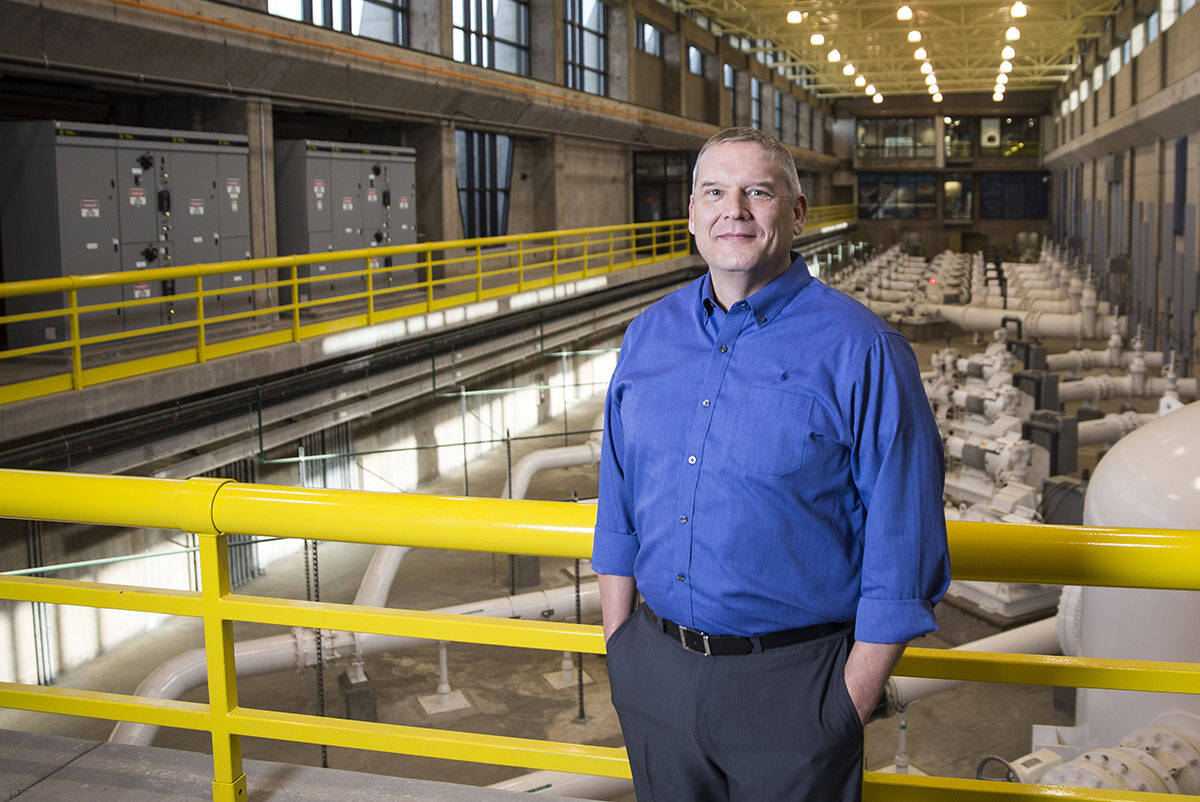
[592,357,639,575]
[848,333,950,643]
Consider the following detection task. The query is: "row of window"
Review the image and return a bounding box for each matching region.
[1060,0,1196,116]
[858,172,1049,220]
[856,117,1041,160]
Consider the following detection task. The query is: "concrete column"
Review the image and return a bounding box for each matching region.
[409,122,462,243]
[935,114,946,169]
[607,2,632,102]
[530,0,563,85]
[532,136,565,231]
[411,0,452,57]
[663,29,684,117]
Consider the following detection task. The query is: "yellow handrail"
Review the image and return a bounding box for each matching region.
[0,210,856,407]
[0,467,1197,801]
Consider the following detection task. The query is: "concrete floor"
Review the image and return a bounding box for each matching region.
[2,323,1133,798]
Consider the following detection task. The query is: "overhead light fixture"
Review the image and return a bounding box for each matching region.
[1011,1,1027,17]
[810,33,825,45]
[908,29,922,42]
[932,92,944,102]
[993,91,1004,101]
[897,4,913,20]
[828,48,841,62]
[943,115,953,124]
[920,61,933,74]
[997,73,1009,84]
[865,83,876,94]
[787,9,804,23]
[914,46,927,59]
[843,63,856,75]
[1006,26,1021,41]
[925,73,937,85]
[873,93,884,103]
[855,74,866,87]
[1002,44,1016,59]
[928,83,939,94]
[1000,60,1013,72]
[995,83,1005,93]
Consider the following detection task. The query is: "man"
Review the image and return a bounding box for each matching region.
[592,127,950,801]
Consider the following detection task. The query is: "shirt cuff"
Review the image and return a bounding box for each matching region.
[854,597,938,643]
[591,526,638,575]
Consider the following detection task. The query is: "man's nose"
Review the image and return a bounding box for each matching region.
[720,192,750,218]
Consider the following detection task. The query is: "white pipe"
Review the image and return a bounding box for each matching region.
[1077,412,1157,446]
[917,303,1126,340]
[352,545,410,608]
[885,617,1060,711]
[1058,375,1198,402]
[501,413,604,501]
[110,582,601,745]
[1046,350,1166,372]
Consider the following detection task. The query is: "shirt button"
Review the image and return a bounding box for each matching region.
[719,345,728,353]
[758,316,767,324]
[679,514,688,524]
[687,455,697,464]
[676,574,686,582]
[702,399,711,407]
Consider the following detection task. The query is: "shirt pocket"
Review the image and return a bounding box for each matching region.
[729,386,816,476]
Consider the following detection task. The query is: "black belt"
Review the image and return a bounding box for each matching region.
[648,607,851,656]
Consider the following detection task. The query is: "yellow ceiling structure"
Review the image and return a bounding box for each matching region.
[672,0,1123,98]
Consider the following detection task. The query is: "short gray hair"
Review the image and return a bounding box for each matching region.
[691,127,802,201]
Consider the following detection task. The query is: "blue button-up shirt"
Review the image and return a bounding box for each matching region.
[592,253,950,643]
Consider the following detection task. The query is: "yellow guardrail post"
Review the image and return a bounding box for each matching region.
[196,276,207,364]
[68,286,84,391]
[552,236,559,285]
[196,480,248,802]
[475,244,483,301]
[366,256,376,327]
[425,249,434,312]
[581,231,590,278]
[290,260,301,344]
[517,240,525,291]
[607,229,615,271]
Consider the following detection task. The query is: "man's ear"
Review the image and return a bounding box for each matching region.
[793,193,808,235]
[688,195,696,236]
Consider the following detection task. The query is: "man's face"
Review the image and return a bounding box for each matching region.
[688,140,807,287]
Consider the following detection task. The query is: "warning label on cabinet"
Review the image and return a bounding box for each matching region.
[367,189,378,203]
[133,282,151,299]
[129,188,147,206]
[189,199,205,216]
[397,195,410,210]
[80,199,100,218]
[226,178,241,198]
[342,197,354,211]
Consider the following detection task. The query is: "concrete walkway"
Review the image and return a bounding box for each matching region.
[0,729,574,801]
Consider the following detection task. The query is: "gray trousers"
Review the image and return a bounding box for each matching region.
[606,605,863,802]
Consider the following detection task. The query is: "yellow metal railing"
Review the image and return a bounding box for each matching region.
[0,468,1197,800]
[0,208,858,408]
[0,220,691,407]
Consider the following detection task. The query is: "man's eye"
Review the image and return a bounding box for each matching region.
[748,189,769,197]
[707,189,722,197]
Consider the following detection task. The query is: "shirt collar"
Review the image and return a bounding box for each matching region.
[698,252,813,328]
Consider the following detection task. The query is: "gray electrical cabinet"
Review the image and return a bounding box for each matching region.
[275,140,417,308]
[0,121,251,348]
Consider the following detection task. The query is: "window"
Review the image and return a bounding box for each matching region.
[857,173,936,218]
[1148,10,1160,42]
[1109,46,1121,77]
[1131,21,1145,56]
[1079,78,1090,103]
[1093,63,1105,90]
[455,130,513,238]
[268,0,408,45]
[1162,0,1178,30]
[979,172,1049,219]
[1183,0,1196,14]
[792,99,801,146]
[724,64,736,120]
[1175,138,1187,236]
[750,78,762,129]
[687,45,705,75]
[565,0,607,95]
[944,174,973,219]
[453,0,529,75]
[1122,37,1132,64]
[1060,98,1070,117]
[856,118,936,158]
[774,91,784,140]
[944,117,975,159]
[636,19,662,57]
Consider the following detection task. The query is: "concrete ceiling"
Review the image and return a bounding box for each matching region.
[673,0,1121,99]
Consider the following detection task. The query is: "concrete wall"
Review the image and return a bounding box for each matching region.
[1047,4,1200,372]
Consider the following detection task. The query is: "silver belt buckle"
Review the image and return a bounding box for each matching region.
[702,632,712,656]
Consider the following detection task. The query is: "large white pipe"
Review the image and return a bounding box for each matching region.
[501,413,604,502]
[1046,349,1166,372]
[1077,412,1157,446]
[884,616,1061,712]
[917,303,1126,340]
[352,545,410,608]
[110,582,602,746]
[1058,375,1198,403]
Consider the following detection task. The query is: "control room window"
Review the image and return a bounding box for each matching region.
[944,174,973,219]
[453,0,530,76]
[455,130,513,239]
[637,19,662,58]
[687,45,705,75]
[724,64,736,121]
[979,172,1049,219]
[857,173,936,219]
[268,0,408,46]
[774,91,784,140]
[565,0,607,95]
